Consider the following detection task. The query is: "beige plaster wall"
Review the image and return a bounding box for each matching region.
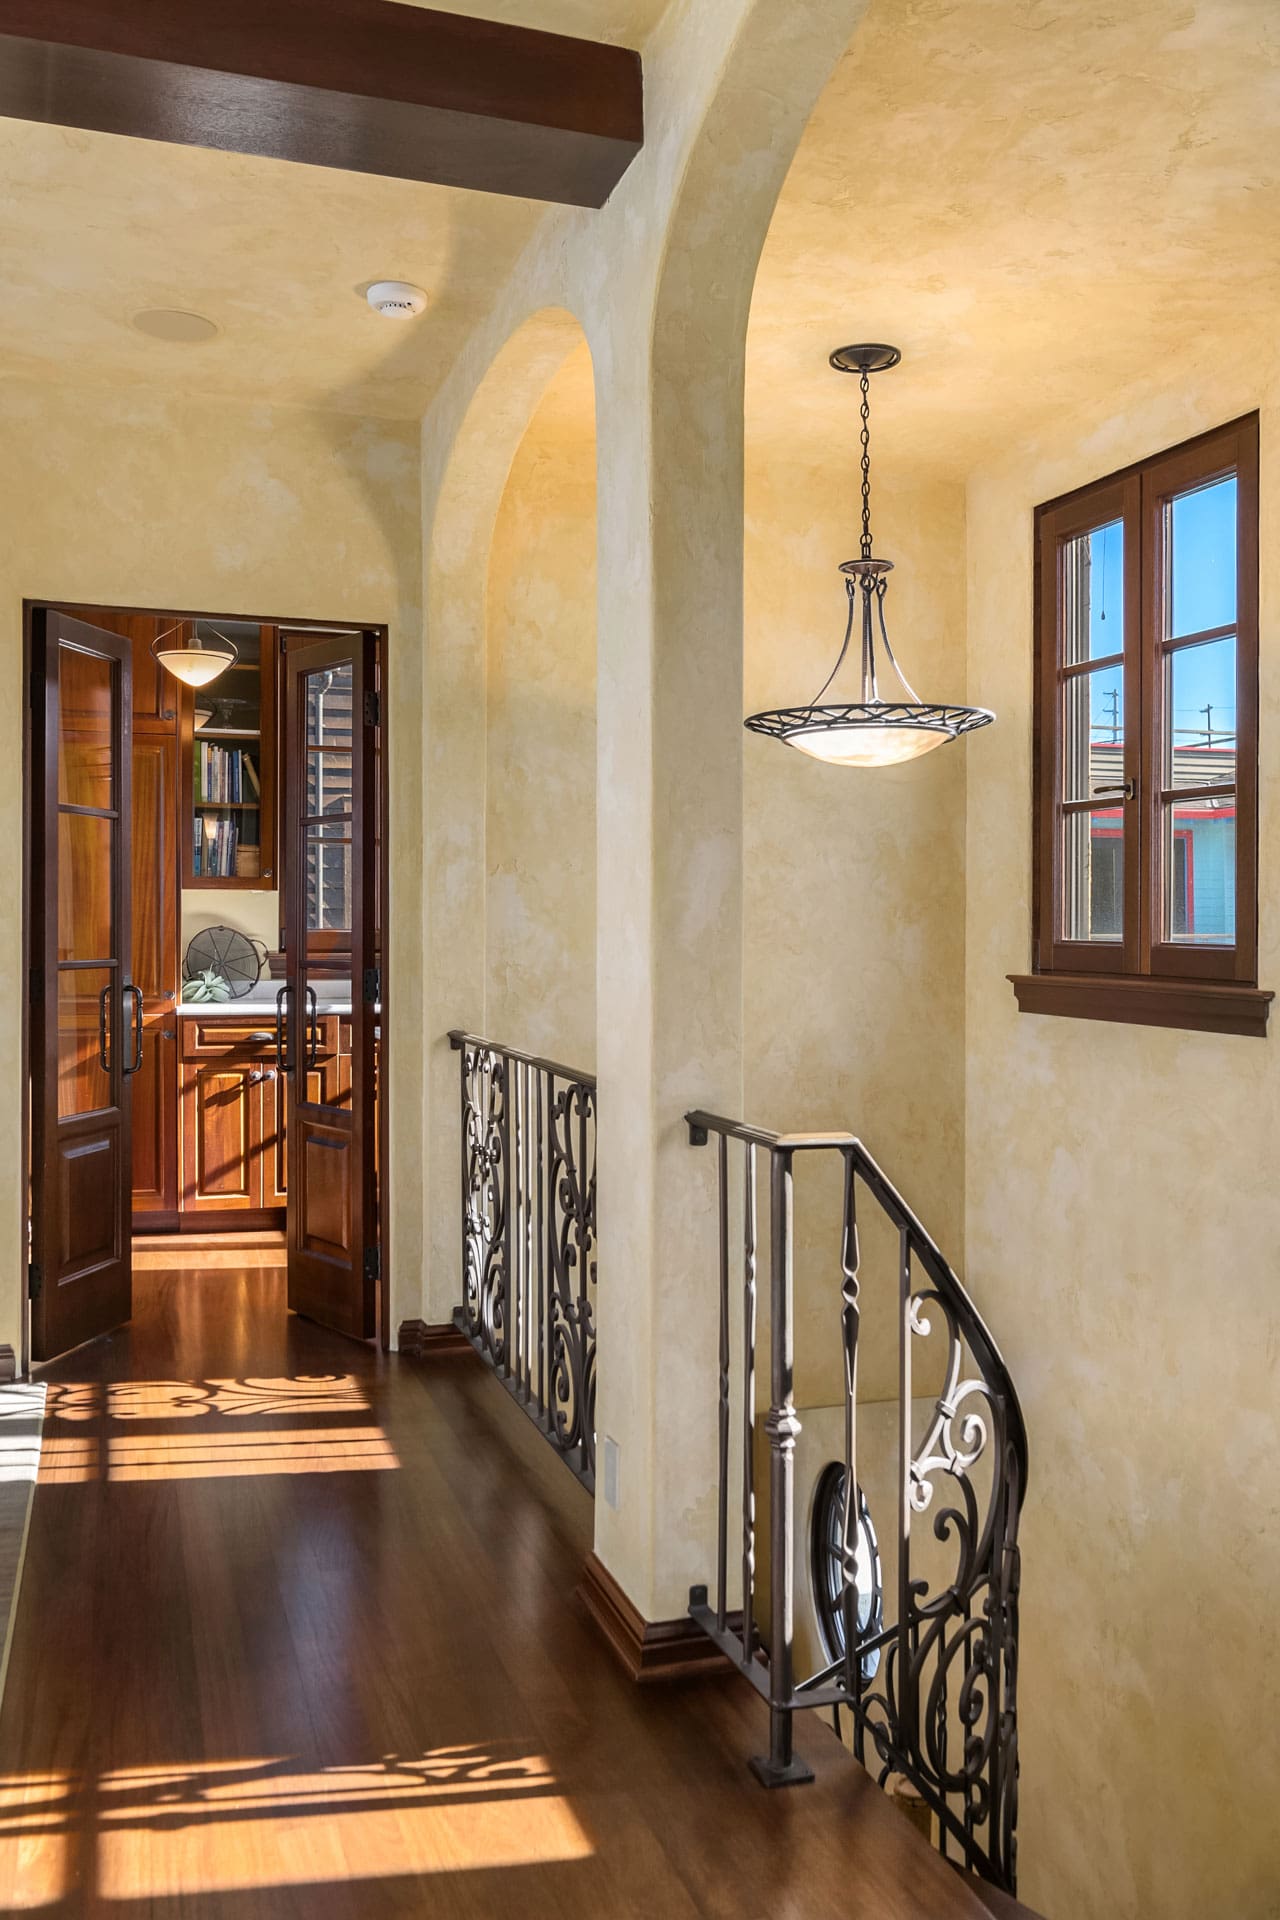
[485,341,597,1072]
[0,377,421,1360]
[744,446,969,1405]
[180,891,280,970]
[965,361,1280,1920]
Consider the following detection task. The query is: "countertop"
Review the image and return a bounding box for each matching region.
[175,991,356,1018]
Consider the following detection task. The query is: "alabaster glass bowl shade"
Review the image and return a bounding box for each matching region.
[782,718,953,766]
[152,640,235,688]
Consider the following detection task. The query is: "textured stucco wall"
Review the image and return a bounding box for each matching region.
[485,341,597,1073]
[0,378,422,1361]
[965,362,1280,1920]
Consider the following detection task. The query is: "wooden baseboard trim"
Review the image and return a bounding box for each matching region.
[578,1552,737,1683]
[398,1320,475,1359]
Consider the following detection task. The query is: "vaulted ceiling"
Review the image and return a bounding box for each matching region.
[0,0,1272,454]
[747,0,1280,476]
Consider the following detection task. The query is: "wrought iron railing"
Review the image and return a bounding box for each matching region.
[448,1032,597,1491]
[685,1111,1027,1898]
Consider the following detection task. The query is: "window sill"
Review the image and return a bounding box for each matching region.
[1008,972,1273,1038]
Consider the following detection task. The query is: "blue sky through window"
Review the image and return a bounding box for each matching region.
[1087,476,1237,749]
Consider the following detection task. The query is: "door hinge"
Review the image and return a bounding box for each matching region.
[29,965,42,1005]
[364,1246,381,1282]
[363,967,381,1005]
[364,690,380,727]
[27,1263,41,1301]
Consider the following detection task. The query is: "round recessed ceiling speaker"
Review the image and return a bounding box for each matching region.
[366,280,428,318]
[130,308,219,344]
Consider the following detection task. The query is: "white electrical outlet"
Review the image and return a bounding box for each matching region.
[602,1435,620,1510]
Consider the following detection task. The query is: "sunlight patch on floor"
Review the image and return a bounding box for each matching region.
[106,1426,399,1480]
[38,1377,398,1482]
[0,1748,594,1901]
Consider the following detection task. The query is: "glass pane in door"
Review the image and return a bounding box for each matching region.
[58,650,114,808]
[57,966,114,1118]
[301,662,354,1111]
[57,811,113,963]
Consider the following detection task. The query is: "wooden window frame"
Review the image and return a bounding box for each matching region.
[1011,413,1272,1038]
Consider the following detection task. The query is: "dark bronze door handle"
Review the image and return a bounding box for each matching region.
[122,984,144,1075]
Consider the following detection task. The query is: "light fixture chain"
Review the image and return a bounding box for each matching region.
[860,368,873,560]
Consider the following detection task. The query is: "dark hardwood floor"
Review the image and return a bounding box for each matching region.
[0,1267,1001,1918]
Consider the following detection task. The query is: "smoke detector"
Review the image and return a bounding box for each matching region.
[366,281,427,319]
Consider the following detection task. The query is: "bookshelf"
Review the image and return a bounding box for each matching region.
[180,621,279,889]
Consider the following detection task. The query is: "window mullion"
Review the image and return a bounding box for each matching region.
[1125,471,1148,975]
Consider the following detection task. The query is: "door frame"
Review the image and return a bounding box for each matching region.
[21,598,392,1370]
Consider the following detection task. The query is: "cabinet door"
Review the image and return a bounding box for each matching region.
[71,607,178,735]
[181,1060,260,1210]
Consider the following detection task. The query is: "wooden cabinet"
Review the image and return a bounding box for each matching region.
[178,1015,343,1223]
[181,622,278,890]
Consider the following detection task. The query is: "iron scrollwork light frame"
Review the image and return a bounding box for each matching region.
[745,343,994,765]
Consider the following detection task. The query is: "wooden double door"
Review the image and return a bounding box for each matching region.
[29,609,382,1361]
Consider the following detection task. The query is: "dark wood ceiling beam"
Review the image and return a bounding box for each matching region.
[0,0,643,208]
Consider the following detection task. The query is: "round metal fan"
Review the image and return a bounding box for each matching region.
[182,925,266,998]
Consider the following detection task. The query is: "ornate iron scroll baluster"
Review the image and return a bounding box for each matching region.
[684,1109,1027,1899]
[839,1150,863,1751]
[450,1033,597,1493]
[456,1039,508,1366]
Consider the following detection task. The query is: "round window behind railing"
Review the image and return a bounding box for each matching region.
[811,1461,883,1680]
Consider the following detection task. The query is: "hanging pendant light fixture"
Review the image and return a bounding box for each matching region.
[745,344,993,767]
[150,621,238,689]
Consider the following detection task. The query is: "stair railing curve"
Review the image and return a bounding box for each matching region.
[684,1109,1027,1898]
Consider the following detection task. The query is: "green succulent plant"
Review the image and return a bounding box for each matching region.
[182,968,233,1003]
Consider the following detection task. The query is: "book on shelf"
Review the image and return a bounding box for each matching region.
[193,810,260,878]
[195,741,260,807]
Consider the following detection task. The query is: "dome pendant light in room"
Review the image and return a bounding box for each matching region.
[150,621,238,689]
[745,344,993,767]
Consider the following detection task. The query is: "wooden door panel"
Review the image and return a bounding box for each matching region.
[297,1121,353,1259]
[130,732,179,1221]
[31,611,134,1360]
[59,1129,123,1275]
[264,1059,326,1206]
